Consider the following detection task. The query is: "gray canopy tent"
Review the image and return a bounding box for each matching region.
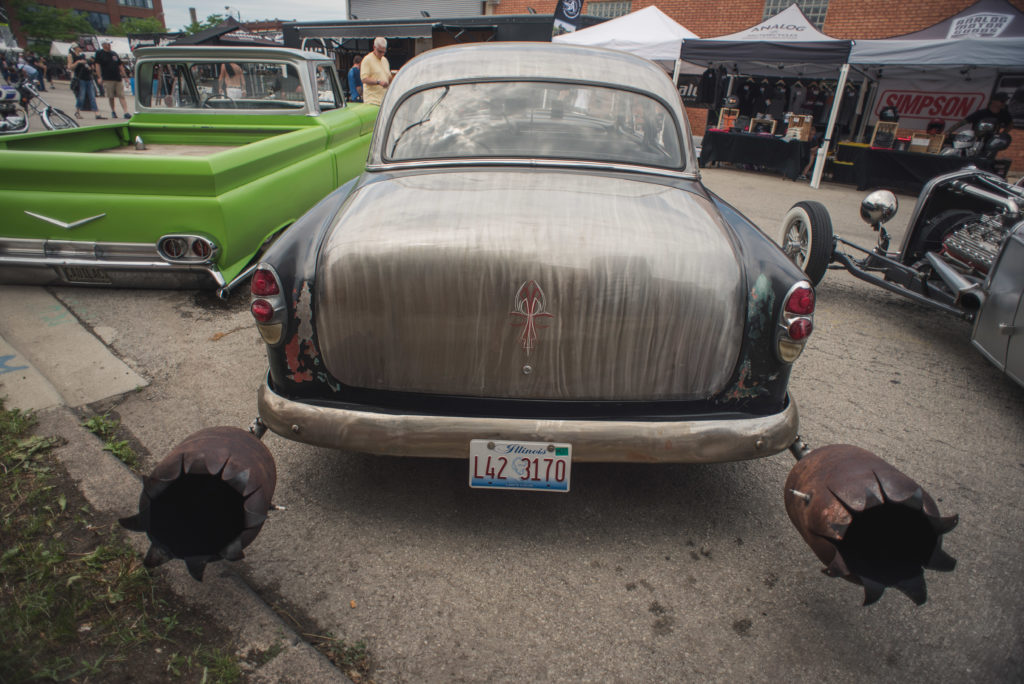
[850,0,1024,68]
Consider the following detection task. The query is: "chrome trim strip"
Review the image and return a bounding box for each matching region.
[25,211,106,230]
[365,158,700,181]
[257,381,799,464]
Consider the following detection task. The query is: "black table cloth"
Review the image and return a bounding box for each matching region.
[844,146,1000,195]
[698,131,811,181]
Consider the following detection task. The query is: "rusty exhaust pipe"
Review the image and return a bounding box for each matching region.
[785,444,957,605]
[120,426,276,581]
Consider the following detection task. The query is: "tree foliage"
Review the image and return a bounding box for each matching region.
[181,14,229,35]
[106,16,167,36]
[9,0,92,42]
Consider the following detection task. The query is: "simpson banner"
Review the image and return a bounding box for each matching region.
[553,0,583,36]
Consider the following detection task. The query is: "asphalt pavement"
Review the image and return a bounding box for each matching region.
[1,140,1022,682]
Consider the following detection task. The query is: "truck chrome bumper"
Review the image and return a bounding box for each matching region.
[0,238,225,289]
[257,380,800,463]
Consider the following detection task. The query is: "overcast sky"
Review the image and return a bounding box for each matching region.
[160,1,350,33]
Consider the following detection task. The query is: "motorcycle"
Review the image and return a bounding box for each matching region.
[0,80,78,134]
[940,117,1011,160]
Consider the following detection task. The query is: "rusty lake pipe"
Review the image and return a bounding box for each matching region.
[784,444,957,605]
[120,426,276,581]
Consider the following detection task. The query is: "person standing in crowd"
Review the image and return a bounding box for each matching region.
[347,54,362,103]
[360,37,391,106]
[68,45,103,120]
[94,40,130,119]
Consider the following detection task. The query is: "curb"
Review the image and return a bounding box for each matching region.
[35,404,350,683]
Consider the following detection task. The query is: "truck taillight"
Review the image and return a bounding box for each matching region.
[777,281,814,363]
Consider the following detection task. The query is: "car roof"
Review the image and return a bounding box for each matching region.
[133,46,329,63]
[384,42,682,109]
[372,42,692,171]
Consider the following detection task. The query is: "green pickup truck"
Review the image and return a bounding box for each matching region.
[0,46,376,294]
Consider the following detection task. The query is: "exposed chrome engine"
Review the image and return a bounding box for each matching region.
[936,175,1024,276]
[942,213,1010,274]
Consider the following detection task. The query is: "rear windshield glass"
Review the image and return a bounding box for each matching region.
[384,81,684,169]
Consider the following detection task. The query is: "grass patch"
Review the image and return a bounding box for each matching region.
[0,401,243,682]
[306,633,371,682]
[82,412,140,469]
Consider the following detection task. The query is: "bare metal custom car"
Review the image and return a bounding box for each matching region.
[123,44,958,605]
[778,167,1024,388]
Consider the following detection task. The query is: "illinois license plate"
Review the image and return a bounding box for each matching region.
[469,439,571,492]
[60,265,111,284]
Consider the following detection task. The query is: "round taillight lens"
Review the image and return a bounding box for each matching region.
[786,286,815,315]
[788,318,813,341]
[251,269,280,296]
[191,239,212,258]
[251,299,274,323]
[161,237,187,259]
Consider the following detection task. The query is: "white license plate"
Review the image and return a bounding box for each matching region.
[60,265,111,284]
[469,439,571,492]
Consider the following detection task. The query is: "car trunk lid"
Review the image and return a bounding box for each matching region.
[315,169,745,401]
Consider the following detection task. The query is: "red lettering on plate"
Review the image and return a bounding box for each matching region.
[496,457,507,479]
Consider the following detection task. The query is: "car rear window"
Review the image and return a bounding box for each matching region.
[384,81,685,169]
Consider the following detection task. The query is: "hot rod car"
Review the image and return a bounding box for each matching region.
[778,167,1024,388]
[122,43,957,605]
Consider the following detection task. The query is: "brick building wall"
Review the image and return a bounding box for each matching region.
[6,0,167,47]
[496,1,1024,174]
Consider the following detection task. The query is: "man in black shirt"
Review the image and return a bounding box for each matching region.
[950,93,1013,134]
[94,40,130,119]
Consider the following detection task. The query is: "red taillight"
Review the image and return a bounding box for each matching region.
[251,269,279,296]
[191,239,212,258]
[785,286,815,315]
[788,318,813,341]
[162,237,187,259]
[251,299,274,323]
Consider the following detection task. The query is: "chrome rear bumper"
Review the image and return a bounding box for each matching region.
[257,380,800,463]
[0,238,224,289]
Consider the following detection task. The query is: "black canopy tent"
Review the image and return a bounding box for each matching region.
[680,4,855,187]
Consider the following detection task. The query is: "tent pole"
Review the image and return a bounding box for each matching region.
[672,59,681,85]
[810,62,849,190]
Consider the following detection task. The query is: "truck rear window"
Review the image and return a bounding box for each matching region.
[137,61,313,111]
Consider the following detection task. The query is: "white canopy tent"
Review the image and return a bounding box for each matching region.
[50,41,75,58]
[553,6,698,62]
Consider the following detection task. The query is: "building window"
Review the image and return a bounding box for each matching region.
[587,2,632,19]
[763,0,829,29]
[119,0,154,8]
[74,10,112,31]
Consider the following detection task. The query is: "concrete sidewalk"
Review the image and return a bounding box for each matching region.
[0,285,348,683]
[24,76,135,127]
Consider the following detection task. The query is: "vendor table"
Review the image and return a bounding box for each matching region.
[698,131,811,181]
[836,144,1004,195]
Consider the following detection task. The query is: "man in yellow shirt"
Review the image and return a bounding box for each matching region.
[360,37,391,106]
